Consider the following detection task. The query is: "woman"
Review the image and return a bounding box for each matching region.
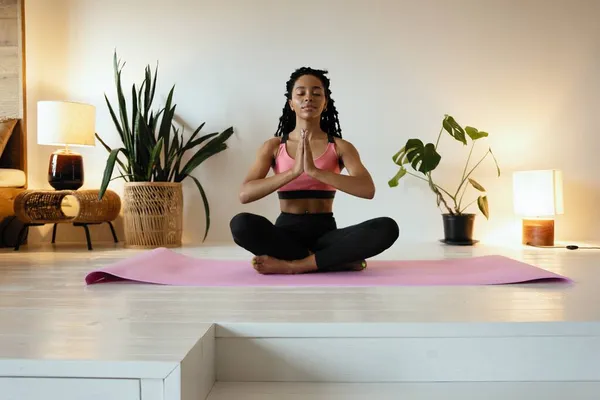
[230,67,399,274]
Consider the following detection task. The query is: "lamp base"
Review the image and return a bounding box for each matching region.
[48,149,84,191]
[522,219,555,246]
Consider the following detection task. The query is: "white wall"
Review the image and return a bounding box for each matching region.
[23,0,600,247]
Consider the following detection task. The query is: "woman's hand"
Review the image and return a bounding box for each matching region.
[302,129,319,177]
[291,131,305,178]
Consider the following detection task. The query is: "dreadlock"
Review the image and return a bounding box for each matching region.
[274,67,343,138]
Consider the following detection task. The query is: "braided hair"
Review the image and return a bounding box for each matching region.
[274,67,343,138]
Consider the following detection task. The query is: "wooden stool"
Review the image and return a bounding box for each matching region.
[13,189,121,250]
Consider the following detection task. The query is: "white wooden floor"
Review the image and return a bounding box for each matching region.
[0,241,596,357]
[1,241,595,325]
[0,241,599,399]
[0,242,597,351]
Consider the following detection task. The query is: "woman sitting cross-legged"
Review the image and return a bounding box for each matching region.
[230,67,399,275]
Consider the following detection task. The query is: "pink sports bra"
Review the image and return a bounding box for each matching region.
[273,134,342,200]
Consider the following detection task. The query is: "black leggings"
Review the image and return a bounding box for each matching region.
[229,212,399,271]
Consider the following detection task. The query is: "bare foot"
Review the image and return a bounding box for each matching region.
[251,255,308,275]
[251,255,366,275]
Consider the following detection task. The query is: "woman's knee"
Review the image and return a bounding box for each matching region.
[229,212,259,240]
[371,216,400,245]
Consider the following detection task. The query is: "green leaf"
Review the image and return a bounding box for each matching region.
[477,195,489,219]
[165,125,182,179]
[388,167,407,187]
[179,127,234,177]
[132,83,138,139]
[149,62,158,114]
[179,143,228,180]
[95,132,129,173]
[144,65,152,116]
[110,172,135,182]
[158,87,176,161]
[114,55,131,143]
[183,131,220,152]
[185,122,206,148]
[392,146,408,166]
[99,147,127,199]
[171,129,209,182]
[137,78,146,117]
[109,52,134,161]
[104,94,126,148]
[465,126,488,140]
[442,115,467,145]
[146,137,164,180]
[468,178,486,192]
[132,85,140,166]
[404,138,441,174]
[187,174,211,242]
[136,110,158,178]
[489,148,501,177]
[95,132,112,153]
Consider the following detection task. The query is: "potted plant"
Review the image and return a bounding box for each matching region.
[388,114,500,244]
[96,52,234,247]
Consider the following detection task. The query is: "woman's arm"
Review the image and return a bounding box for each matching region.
[305,138,375,199]
[239,138,302,204]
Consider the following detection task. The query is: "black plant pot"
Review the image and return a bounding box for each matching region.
[442,213,476,245]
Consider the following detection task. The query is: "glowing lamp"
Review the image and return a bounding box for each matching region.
[37,101,96,190]
[513,169,564,246]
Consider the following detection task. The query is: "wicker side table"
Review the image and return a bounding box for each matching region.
[13,189,121,250]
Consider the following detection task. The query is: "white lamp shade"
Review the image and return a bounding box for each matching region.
[37,101,96,147]
[513,169,564,217]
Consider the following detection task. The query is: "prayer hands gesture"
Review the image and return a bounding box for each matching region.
[291,131,305,178]
[291,129,319,179]
[301,129,318,177]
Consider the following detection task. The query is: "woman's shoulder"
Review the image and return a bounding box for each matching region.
[265,136,283,147]
[257,137,283,160]
[256,137,282,153]
[332,136,359,155]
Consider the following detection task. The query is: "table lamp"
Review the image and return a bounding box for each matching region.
[513,169,564,246]
[37,101,96,190]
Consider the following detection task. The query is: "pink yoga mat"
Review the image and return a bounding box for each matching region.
[84,247,571,286]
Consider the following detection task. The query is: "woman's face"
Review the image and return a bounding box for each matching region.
[289,74,327,120]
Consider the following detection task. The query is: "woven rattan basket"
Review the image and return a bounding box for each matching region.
[122,182,183,248]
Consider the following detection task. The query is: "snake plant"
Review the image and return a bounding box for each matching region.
[96,51,234,241]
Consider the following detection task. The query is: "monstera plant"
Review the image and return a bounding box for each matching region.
[96,51,234,247]
[388,114,500,244]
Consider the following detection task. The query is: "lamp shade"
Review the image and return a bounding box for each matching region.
[513,169,564,217]
[37,101,96,147]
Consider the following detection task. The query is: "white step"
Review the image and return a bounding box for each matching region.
[214,322,600,383]
[206,382,600,400]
